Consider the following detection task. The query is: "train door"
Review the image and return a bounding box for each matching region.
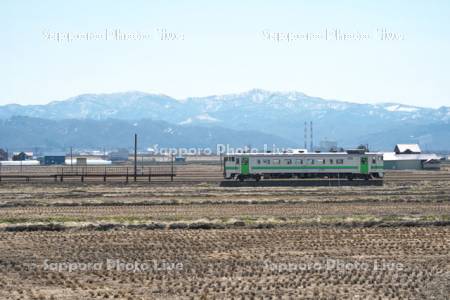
[360,157,369,174]
[241,156,250,175]
[223,156,227,177]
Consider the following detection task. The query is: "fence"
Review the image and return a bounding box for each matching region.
[0,165,176,182]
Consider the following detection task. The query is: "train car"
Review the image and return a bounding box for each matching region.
[223,150,383,181]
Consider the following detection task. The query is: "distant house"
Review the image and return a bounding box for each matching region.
[0,148,7,161]
[394,144,421,154]
[384,144,441,170]
[12,152,33,161]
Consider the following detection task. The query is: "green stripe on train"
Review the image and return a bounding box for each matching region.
[225,166,239,170]
[371,165,384,169]
[252,166,358,170]
[226,165,384,171]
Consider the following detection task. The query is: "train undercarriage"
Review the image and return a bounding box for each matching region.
[230,172,381,182]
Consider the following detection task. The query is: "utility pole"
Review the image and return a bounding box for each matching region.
[310,121,313,152]
[134,134,137,182]
[171,153,174,182]
[304,121,307,150]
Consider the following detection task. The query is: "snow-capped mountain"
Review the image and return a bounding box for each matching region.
[0,89,449,150]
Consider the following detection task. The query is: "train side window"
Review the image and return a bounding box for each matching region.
[285,159,292,165]
[263,159,270,164]
[257,159,261,164]
[273,159,281,165]
[236,158,240,164]
[295,159,302,165]
[309,159,315,165]
[322,159,326,164]
[372,158,376,164]
[336,159,344,164]
[329,159,334,164]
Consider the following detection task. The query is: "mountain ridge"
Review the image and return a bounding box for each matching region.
[2,89,448,111]
[0,90,449,150]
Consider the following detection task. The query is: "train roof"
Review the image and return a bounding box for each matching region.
[225,152,382,156]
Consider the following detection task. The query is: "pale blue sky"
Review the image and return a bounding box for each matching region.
[1,0,449,107]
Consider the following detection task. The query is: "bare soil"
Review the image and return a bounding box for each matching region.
[0,178,449,299]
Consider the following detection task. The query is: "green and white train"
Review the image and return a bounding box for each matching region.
[223,150,384,181]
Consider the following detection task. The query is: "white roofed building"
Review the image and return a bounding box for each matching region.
[394,144,421,154]
[384,144,442,170]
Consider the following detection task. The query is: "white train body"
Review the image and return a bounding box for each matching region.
[223,151,383,181]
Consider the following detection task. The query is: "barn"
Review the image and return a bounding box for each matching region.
[384,144,442,170]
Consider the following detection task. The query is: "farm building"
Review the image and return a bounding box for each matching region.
[42,155,66,165]
[65,157,112,165]
[394,144,421,154]
[384,144,442,170]
[12,152,33,161]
